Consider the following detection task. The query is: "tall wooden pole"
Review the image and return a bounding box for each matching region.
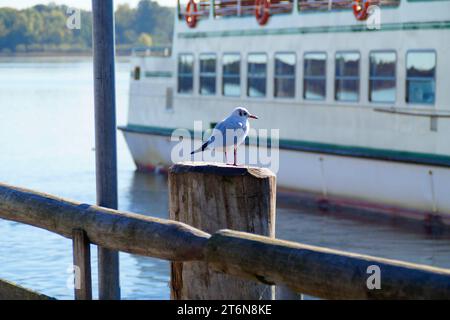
[92,0,120,300]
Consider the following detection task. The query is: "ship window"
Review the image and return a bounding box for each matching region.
[247,53,267,98]
[178,54,194,94]
[304,52,326,100]
[199,53,217,95]
[274,53,296,98]
[406,51,436,105]
[335,52,360,102]
[222,53,241,96]
[369,51,396,103]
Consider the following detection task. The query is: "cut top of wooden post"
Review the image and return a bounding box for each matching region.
[169,161,276,235]
[169,161,275,179]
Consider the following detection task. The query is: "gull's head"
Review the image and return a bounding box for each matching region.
[231,107,258,120]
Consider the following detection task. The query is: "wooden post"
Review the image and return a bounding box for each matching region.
[92,0,120,300]
[72,229,92,300]
[168,162,276,299]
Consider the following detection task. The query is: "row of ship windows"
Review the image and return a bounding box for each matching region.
[177,50,436,105]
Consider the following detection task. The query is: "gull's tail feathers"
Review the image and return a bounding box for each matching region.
[190,140,212,155]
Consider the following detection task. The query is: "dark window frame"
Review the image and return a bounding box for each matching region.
[199,53,217,96]
[405,49,437,105]
[303,51,327,101]
[177,53,194,94]
[369,50,397,104]
[334,51,361,102]
[247,52,268,98]
[274,52,296,99]
[222,52,241,97]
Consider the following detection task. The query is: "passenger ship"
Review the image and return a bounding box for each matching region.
[119,0,450,224]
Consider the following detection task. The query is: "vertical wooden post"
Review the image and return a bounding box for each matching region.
[72,229,92,300]
[168,162,276,299]
[92,0,120,300]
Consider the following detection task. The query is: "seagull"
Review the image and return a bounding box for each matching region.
[191,107,259,166]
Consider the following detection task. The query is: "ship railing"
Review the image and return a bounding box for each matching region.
[131,46,172,58]
[182,9,211,16]
[177,0,402,18]
[176,0,294,19]
[299,0,400,11]
[213,0,293,17]
[1,175,450,300]
[178,0,211,19]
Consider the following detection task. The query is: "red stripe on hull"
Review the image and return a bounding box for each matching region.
[134,162,450,230]
[135,162,169,175]
[278,186,450,229]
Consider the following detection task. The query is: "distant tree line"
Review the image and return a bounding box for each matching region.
[0,1,174,54]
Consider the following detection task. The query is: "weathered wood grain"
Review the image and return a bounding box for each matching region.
[0,279,54,300]
[0,183,209,261]
[2,177,450,299]
[169,162,276,300]
[206,229,450,300]
[72,229,92,300]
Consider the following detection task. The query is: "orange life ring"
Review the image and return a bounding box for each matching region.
[255,0,270,26]
[353,0,370,21]
[185,0,198,28]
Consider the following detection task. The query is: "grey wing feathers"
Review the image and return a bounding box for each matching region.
[214,118,244,132]
[191,117,246,154]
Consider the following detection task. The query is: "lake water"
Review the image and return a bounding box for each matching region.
[0,57,449,300]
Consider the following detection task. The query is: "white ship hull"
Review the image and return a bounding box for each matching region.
[121,0,450,225]
[121,129,450,225]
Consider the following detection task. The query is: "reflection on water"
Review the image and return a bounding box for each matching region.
[1,57,450,300]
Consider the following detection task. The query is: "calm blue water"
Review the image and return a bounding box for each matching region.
[0,57,449,300]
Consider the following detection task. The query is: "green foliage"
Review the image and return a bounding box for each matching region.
[0,1,174,54]
[138,33,153,46]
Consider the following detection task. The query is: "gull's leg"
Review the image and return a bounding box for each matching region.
[225,149,232,166]
[233,144,237,166]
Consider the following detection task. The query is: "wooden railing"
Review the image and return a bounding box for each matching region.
[1,163,450,300]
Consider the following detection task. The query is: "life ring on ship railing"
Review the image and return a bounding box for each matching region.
[185,0,198,28]
[353,0,371,21]
[255,0,270,26]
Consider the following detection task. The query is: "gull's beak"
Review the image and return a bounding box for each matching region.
[249,114,259,120]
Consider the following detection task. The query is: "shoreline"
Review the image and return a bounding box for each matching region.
[0,50,131,58]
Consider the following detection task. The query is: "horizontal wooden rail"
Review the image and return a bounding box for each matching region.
[1,182,450,299]
[0,183,209,261]
[0,279,54,300]
[206,230,450,299]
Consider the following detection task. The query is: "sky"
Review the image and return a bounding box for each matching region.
[0,0,176,9]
